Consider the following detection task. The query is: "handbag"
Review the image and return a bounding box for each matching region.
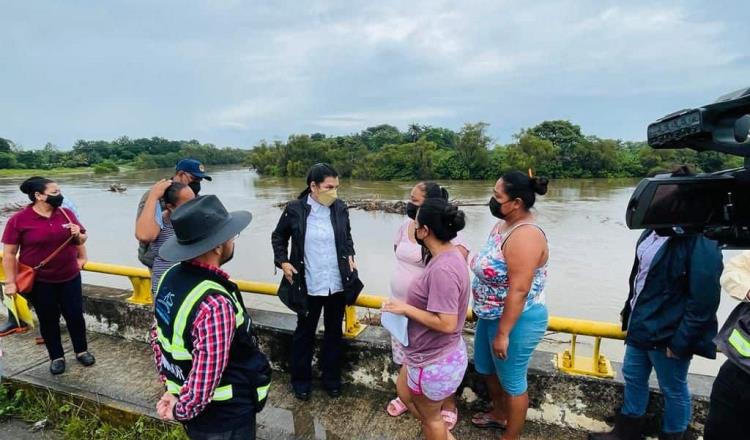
[16,208,77,294]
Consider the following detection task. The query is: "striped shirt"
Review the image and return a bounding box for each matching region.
[150,217,176,293]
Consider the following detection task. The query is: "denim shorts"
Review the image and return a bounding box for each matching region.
[474,304,548,396]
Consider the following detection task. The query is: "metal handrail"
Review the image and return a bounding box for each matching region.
[0,254,624,377]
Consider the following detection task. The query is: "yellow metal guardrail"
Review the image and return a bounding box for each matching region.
[0,254,625,378]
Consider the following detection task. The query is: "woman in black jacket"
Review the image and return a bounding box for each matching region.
[271,163,362,401]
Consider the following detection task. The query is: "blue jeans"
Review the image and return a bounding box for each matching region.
[621,344,691,433]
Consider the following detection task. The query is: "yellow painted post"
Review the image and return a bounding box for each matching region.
[127,276,153,304]
[570,334,577,368]
[556,333,615,379]
[343,305,366,338]
[592,336,601,366]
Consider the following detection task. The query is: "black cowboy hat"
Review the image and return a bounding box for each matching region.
[159,195,251,261]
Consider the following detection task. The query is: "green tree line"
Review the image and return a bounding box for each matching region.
[0,136,249,171]
[246,121,743,180]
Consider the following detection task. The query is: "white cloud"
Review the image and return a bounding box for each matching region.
[314,107,455,129]
[1,0,749,147]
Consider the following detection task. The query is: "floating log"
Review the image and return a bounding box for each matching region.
[274,199,487,214]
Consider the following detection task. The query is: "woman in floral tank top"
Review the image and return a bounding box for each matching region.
[470,171,550,440]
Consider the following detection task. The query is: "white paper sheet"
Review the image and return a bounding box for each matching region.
[381,311,409,346]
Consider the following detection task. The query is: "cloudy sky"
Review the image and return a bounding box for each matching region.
[2,0,749,149]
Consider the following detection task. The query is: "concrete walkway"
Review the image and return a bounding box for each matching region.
[0,330,585,439]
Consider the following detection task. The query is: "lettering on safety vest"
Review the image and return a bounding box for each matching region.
[161,356,186,381]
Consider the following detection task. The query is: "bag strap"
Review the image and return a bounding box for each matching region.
[34,208,77,270]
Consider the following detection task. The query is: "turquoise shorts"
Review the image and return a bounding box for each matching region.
[474,304,548,396]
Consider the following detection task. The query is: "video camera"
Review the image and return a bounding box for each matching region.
[625,87,750,247]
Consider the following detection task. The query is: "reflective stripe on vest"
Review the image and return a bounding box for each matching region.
[257,383,270,402]
[729,329,750,357]
[166,379,234,402]
[159,279,246,361]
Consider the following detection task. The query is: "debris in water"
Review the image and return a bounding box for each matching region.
[108,183,127,193]
[273,199,486,214]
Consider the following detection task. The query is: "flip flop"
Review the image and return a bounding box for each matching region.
[442,408,458,431]
[35,336,45,345]
[471,411,507,429]
[386,397,408,417]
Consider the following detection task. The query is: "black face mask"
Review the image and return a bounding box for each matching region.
[221,246,235,265]
[406,202,419,220]
[489,197,505,219]
[414,226,427,247]
[46,194,64,208]
[188,181,201,196]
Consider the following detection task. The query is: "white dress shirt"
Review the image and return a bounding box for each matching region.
[631,231,669,310]
[304,195,343,296]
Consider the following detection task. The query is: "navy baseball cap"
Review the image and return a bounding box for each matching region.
[176,159,212,181]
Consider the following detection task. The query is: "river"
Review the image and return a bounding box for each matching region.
[0,167,739,375]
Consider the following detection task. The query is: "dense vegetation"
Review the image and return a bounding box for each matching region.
[246,121,743,180]
[2,120,741,179]
[0,136,249,171]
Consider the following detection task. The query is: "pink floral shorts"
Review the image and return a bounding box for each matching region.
[391,336,406,365]
[406,340,468,401]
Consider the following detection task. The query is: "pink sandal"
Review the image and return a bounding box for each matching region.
[386,397,408,417]
[442,408,458,430]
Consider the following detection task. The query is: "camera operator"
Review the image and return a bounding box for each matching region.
[704,251,750,439]
[591,169,723,440]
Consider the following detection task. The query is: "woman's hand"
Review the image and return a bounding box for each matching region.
[493,333,509,360]
[67,223,82,238]
[382,298,410,316]
[3,282,17,297]
[348,256,357,273]
[281,262,298,284]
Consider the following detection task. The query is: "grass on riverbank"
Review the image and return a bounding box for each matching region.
[0,165,138,178]
[0,385,186,440]
[0,168,93,178]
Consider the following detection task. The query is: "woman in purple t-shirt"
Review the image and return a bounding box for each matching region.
[2,177,95,375]
[386,182,469,430]
[383,198,470,440]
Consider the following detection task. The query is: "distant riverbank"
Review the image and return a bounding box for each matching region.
[0,167,96,178]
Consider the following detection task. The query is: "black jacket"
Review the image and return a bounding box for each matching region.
[620,230,722,359]
[271,196,363,314]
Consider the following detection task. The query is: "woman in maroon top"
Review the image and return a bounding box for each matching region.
[2,177,95,375]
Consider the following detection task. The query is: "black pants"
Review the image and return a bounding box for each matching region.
[290,292,346,393]
[185,417,255,440]
[704,360,750,440]
[27,274,88,360]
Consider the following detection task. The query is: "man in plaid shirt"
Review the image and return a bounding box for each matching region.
[150,195,270,440]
